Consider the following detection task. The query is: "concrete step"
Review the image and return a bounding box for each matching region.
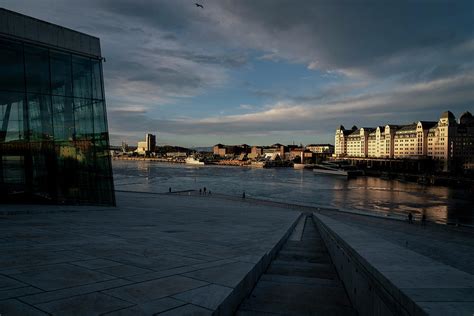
[238,281,355,315]
[259,274,343,287]
[267,262,338,279]
[236,215,355,315]
[277,249,329,260]
[283,241,326,249]
[271,259,333,269]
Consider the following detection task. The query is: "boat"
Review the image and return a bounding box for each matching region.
[294,163,318,170]
[313,162,364,178]
[185,157,205,165]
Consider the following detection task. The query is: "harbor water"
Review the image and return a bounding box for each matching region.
[113,160,474,225]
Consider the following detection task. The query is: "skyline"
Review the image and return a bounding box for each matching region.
[3,1,473,147]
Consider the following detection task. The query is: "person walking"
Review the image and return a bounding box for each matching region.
[242,191,246,199]
[408,212,413,224]
[203,187,207,195]
[169,187,172,193]
[421,213,427,227]
[199,188,202,195]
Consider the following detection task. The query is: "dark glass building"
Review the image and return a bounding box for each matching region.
[0,8,115,205]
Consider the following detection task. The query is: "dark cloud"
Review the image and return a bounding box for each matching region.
[214,1,474,76]
[107,73,474,145]
[3,0,473,146]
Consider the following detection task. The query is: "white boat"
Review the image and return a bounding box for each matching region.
[313,162,363,177]
[185,157,205,165]
[294,163,318,170]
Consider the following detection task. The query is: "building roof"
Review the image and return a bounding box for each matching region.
[395,124,417,133]
[418,121,438,129]
[348,128,361,136]
[0,8,101,58]
[306,144,334,147]
[440,111,455,120]
[460,111,474,125]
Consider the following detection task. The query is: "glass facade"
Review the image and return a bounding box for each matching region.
[0,37,115,205]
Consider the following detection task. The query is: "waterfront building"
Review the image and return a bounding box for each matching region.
[213,144,251,157]
[251,146,263,156]
[334,111,474,171]
[306,144,334,154]
[136,133,156,155]
[334,125,357,158]
[0,9,115,205]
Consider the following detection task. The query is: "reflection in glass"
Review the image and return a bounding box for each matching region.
[0,39,24,92]
[0,37,114,205]
[72,56,92,99]
[25,45,51,94]
[51,51,73,96]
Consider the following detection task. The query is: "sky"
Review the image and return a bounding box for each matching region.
[3,0,474,147]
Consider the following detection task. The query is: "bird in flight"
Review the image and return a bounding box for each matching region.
[195,3,203,8]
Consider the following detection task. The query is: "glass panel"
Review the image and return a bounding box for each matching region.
[91,59,103,100]
[72,56,92,99]
[51,51,72,96]
[0,92,26,143]
[1,39,114,205]
[74,98,93,140]
[2,156,25,184]
[52,96,74,141]
[93,100,107,140]
[25,45,51,94]
[27,94,53,142]
[0,39,24,92]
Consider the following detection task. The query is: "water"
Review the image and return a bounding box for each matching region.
[112,160,474,225]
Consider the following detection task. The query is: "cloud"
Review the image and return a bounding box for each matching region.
[107,72,474,146]
[2,0,473,146]
[239,104,255,110]
[307,61,319,70]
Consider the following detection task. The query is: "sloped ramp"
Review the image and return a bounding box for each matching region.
[236,215,355,315]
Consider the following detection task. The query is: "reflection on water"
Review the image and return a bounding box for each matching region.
[112,160,474,225]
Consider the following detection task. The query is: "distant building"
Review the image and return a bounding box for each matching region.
[146,133,156,152]
[334,111,474,171]
[213,144,226,156]
[335,125,357,158]
[306,144,335,154]
[251,146,263,156]
[213,144,251,157]
[137,133,156,155]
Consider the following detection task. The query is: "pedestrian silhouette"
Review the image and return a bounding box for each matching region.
[203,187,207,195]
[242,191,246,199]
[421,213,426,227]
[169,187,172,193]
[199,188,202,195]
[408,212,413,224]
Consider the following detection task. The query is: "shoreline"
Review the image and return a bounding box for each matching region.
[114,189,474,230]
[112,157,474,189]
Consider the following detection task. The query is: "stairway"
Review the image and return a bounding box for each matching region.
[236,215,356,315]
